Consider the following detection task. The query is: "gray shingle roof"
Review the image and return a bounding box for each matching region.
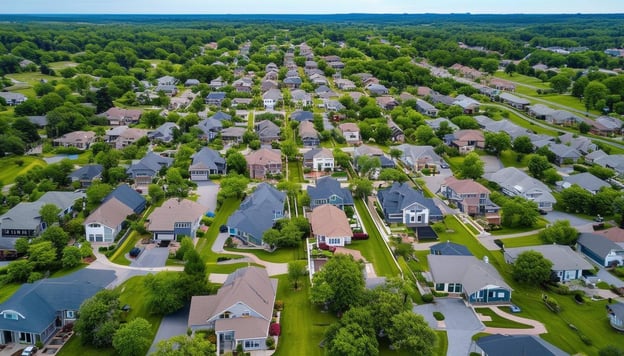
[578,233,624,260]
[377,182,442,218]
[430,241,473,256]
[504,245,592,272]
[104,184,146,213]
[428,255,511,296]
[69,164,103,181]
[227,183,286,243]
[190,147,225,171]
[562,172,609,193]
[307,177,354,206]
[476,334,569,356]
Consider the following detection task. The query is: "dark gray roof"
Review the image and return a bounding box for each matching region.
[255,120,281,139]
[197,117,223,135]
[69,164,103,181]
[126,152,173,177]
[27,116,48,127]
[291,110,314,122]
[148,122,178,142]
[104,184,146,213]
[377,182,442,217]
[206,92,226,100]
[578,233,624,259]
[430,241,472,256]
[190,147,225,170]
[307,177,354,206]
[227,183,286,242]
[476,334,569,356]
[562,172,609,192]
[211,111,232,121]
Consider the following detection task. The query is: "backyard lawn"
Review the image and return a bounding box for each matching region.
[196,198,242,262]
[493,72,550,89]
[474,307,533,329]
[489,218,548,236]
[0,282,21,304]
[225,245,304,263]
[0,156,47,185]
[353,199,401,277]
[287,160,304,183]
[499,234,543,248]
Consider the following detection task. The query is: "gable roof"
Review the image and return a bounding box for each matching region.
[262,88,283,101]
[298,121,319,139]
[148,122,179,141]
[291,110,314,122]
[309,205,353,238]
[476,334,569,356]
[443,176,490,195]
[428,255,511,296]
[69,164,103,181]
[255,120,281,138]
[430,241,473,256]
[210,111,232,121]
[227,183,286,241]
[561,172,610,192]
[504,244,592,271]
[221,126,246,138]
[190,147,225,171]
[84,197,133,228]
[303,148,333,160]
[377,182,442,217]
[147,198,207,231]
[487,167,556,204]
[339,122,359,133]
[307,177,354,205]
[103,184,146,213]
[395,144,441,167]
[197,117,223,135]
[246,148,281,166]
[127,152,173,176]
[577,233,624,259]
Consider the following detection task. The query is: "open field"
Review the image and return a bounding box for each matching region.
[0,156,47,185]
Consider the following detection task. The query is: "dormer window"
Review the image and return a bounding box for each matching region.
[4,313,17,320]
[1,310,23,320]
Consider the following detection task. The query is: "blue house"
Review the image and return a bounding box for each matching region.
[429,255,511,304]
[430,241,473,256]
[103,184,147,214]
[307,177,354,210]
[377,182,442,226]
[577,233,624,267]
[189,147,226,181]
[227,183,286,246]
[475,334,569,356]
[126,152,173,186]
[69,164,103,187]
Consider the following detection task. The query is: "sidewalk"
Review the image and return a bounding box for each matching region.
[476,305,547,335]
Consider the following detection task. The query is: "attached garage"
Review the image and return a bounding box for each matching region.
[155,233,175,241]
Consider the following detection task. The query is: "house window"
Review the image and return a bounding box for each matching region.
[242,311,250,317]
[66,310,75,319]
[435,283,445,291]
[3,312,18,320]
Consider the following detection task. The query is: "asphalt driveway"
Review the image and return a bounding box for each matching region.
[195,180,219,213]
[413,298,484,356]
[148,304,190,354]
[542,210,592,227]
[130,246,170,268]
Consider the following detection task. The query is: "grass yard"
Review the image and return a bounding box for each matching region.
[197,198,242,262]
[109,231,146,266]
[49,263,88,278]
[499,149,530,168]
[0,282,21,304]
[474,307,533,329]
[353,199,401,277]
[434,331,448,356]
[49,61,78,71]
[273,275,337,356]
[489,218,548,236]
[287,160,304,183]
[224,245,304,263]
[6,72,59,87]
[494,72,550,89]
[0,156,47,185]
[499,234,543,248]
[436,215,491,259]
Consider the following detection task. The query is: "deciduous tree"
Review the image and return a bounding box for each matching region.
[512,250,553,285]
[387,311,437,356]
[458,152,484,180]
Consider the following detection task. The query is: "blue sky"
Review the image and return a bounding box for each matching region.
[3,0,624,14]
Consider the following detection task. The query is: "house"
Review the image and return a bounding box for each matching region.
[546,143,582,166]
[157,75,178,86]
[388,119,405,143]
[547,110,583,126]
[324,100,345,111]
[607,303,624,331]
[262,88,282,109]
[594,154,624,175]
[221,127,246,144]
[0,270,116,346]
[148,122,179,143]
[430,241,472,256]
[146,198,207,241]
[334,78,356,90]
[233,78,253,92]
[366,83,389,96]
[474,334,569,356]
[104,126,129,145]
[558,133,597,154]
[430,92,456,106]
[310,204,352,247]
[440,177,500,224]
[246,148,282,180]
[487,167,556,211]
[377,182,442,227]
[303,148,334,172]
[209,76,226,90]
[84,198,133,243]
[0,238,17,261]
[155,84,178,96]
[444,129,485,154]
[53,131,95,150]
[227,183,286,245]
[114,128,149,149]
[291,110,314,122]
[101,107,142,126]
[188,267,277,354]
[499,92,530,110]
[577,233,624,267]
[27,116,47,127]
[504,245,593,282]
[168,90,195,109]
[290,90,313,107]
[299,121,320,147]
[453,95,480,114]
[185,79,200,87]
[395,144,442,171]
[103,184,146,214]
[197,117,223,140]
[255,120,281,144]
[558,172,610,194]
[307,176,354,210]
[489,78,517,92]
[585,150,609,164]
[429,255,512,304]
[353,144,395,169]
[189,147,226,181]
[0,92,27,106]
[590,116,622,136]
[283,76,302,89]
[310,74,328,87]
[528,104,555,120]
[416,99,439,117]
[205,92,227,106]
[69,164,103,187]
[0,191,85,238]
[232,98,252,107]
[426,117,459,131]
[338,123,360,144]
[376,96,399,110]
[126,152,173,186]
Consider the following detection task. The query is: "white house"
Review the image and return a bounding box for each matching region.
[84,198,133,243]
[309,204,353,247]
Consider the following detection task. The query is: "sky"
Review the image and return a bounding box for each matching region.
[2,0,624,15]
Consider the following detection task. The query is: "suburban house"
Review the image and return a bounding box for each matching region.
[425,117,459,131]
[428,255,512,304]
[444,129,485,154]
[557,172,610,194]
[366,83,389,96]
[255,120,281,144]
[146,198,207,241]
[376,96,399,110]
[377,182,443,227]
[148,122,179,143]
[310,204,353,247]
[487,167,556,211]
[0,239,17,261]
[395,144,442,171]
[0,191,85,238]
[221,127,246,144]
[334,78,356,90]
[246,148,282,180]
[338,123,360,144]
[498,92,530,110]
[577,233,624,267]
[157,75,178,86]
[84,198,133,243]
[101,107,142,126]
[113,127,149,149]
[0,92,27,106]
[262,88,282,109]
[189,147,226,181]
[205,92,227,106]
[0,270,115,346]
[227,183,286,246]
[489,78,517,91]
[126,152,173,186]
[416,99,439,117]
[290,90,313,107]
[558,133,597,155]
[185,79,200,87]
[53,131,96,150]
[283,76,302,89]
[303,148,334,172]
[430,241,472,256]
[504,245,593,282]
[197,117,223,141]
[307,176,354,210]
[453,95,480,114]
[474,334,569,356]
[188,267,277,354]
[155,84,178,97]
[299,121,320,147]
[103,184,146,214]
[590,116,623,136]
[353,144,395,170]
[209,76,226,89]
[291,110,314,122]
[545,143,582,166]
[69,164,103,187]
[440,177,500,224]
[388,119,405,143]
[607,303,624,331]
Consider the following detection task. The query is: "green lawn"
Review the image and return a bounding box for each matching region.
[433,331,448,356]
[353,199,401,277]
[49,263,88,278]
[0,283,21,304]
[49,61,78,71]
[197,198,242,263]
[436,215,491,259]
[499,234,543,248]
[474,307,533,329]
[225,245,304,263]
[287,161,304,183]
[6,72,59,90]
[109,231,147,266]
[0,156,47,185]
[499,150,530,168]
[494,72,550,89]
[489,218,548,236]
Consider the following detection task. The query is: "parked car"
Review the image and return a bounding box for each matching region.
[594,215,604,222]
[352,232,369,240]
[129,247,142,258]
[509,304,521,313]
[318,243,336,252]
[219,224,229,233]
[537,209,548,215]
[439,162,449,169]
[21,346,38,356]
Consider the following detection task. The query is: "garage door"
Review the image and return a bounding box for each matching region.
[157,233,175,241]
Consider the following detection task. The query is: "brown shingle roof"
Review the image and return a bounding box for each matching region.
[147,198,206,231]
[84,197,133,227]
[309,204,353,238]
[245,148,281,166]
[443,176,490,195]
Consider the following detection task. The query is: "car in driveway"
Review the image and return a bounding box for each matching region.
[21,346,38,356]
[219,224,229,233]
[129,247,142,258]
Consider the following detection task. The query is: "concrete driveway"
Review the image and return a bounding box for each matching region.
[148,305,190,354]
[421,167,453,194]
[195,181,219,213]
[413,298,484,356]
[481,155,503,174]
[542,210,592,227]
[130,246,169,268]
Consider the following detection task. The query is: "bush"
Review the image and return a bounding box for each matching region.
[98,246,109,252]
[543,295,561,313]
[573,164,588,172]
[274,300,284,311]
[216,257,232,262]
[433,311,445,321]
[574,293,585,304]
[422,293,434,303]
[579,333,593,346]
[269,323,281,336]
[266,336,276,350]
[28,271,44,283]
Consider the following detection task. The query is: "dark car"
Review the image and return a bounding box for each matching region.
[129,247,141,258]
[219,225,229,233]
[538,209,548,215]
[594,215,604,222]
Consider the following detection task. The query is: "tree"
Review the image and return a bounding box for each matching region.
[484,132,511,156]
[501,196,539,228]
[333,149,351,168]
[378,168,408,182]
[389,148,402,160]
[512,250,553,285]
[288,260,307,290]
[40,203,61,227]
[387,311,437,356]
[584,81,608,111]
[144,272,187,315]
[281,140,298,160]
[14,237,30,254]
[6,260,33,283]
[148,184,165,204]
[225,150,248,176]
[368,287,409,335]
[589,165,615,180]
[62,246,82,269]
[527,154,551,180]
[579,121,591,134]
[75,289,121,348]
[550,74,571,94]
[539,220,579,245]
[152,335,216,356]
[560,185,592,214]
[310,254,364,313]
[458,152,484,180]
[325,322,378,356]
[112,317,152,356]
[86,182,113,210]
[599,345,624,356]
[415,125,436,145]
[28,240,57,271]
[512,136,534,154]
[350,178,373,199]
[41,226,70,257]
[356,155,381,177]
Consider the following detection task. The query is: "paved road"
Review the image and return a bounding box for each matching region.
[597,268,624,288]
[413,298,484,356]
[148,305,190,354]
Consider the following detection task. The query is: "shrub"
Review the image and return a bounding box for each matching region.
[216,257,231,262]
[28,272,44,283]
[574,293,585,304]
[433,311,445,321]
[269,323,281,336]
[573,164,588,172]
[579,333,593,346]
[266,336,276,350]
[98,246,109,253]
[422,293,434,303]
[421,168,431,176]
[274,300,284,311]
[543,295,561,313]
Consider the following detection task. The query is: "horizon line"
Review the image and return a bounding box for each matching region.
[1,12,624,16]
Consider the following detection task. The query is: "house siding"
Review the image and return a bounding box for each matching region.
[468,287,511,304]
